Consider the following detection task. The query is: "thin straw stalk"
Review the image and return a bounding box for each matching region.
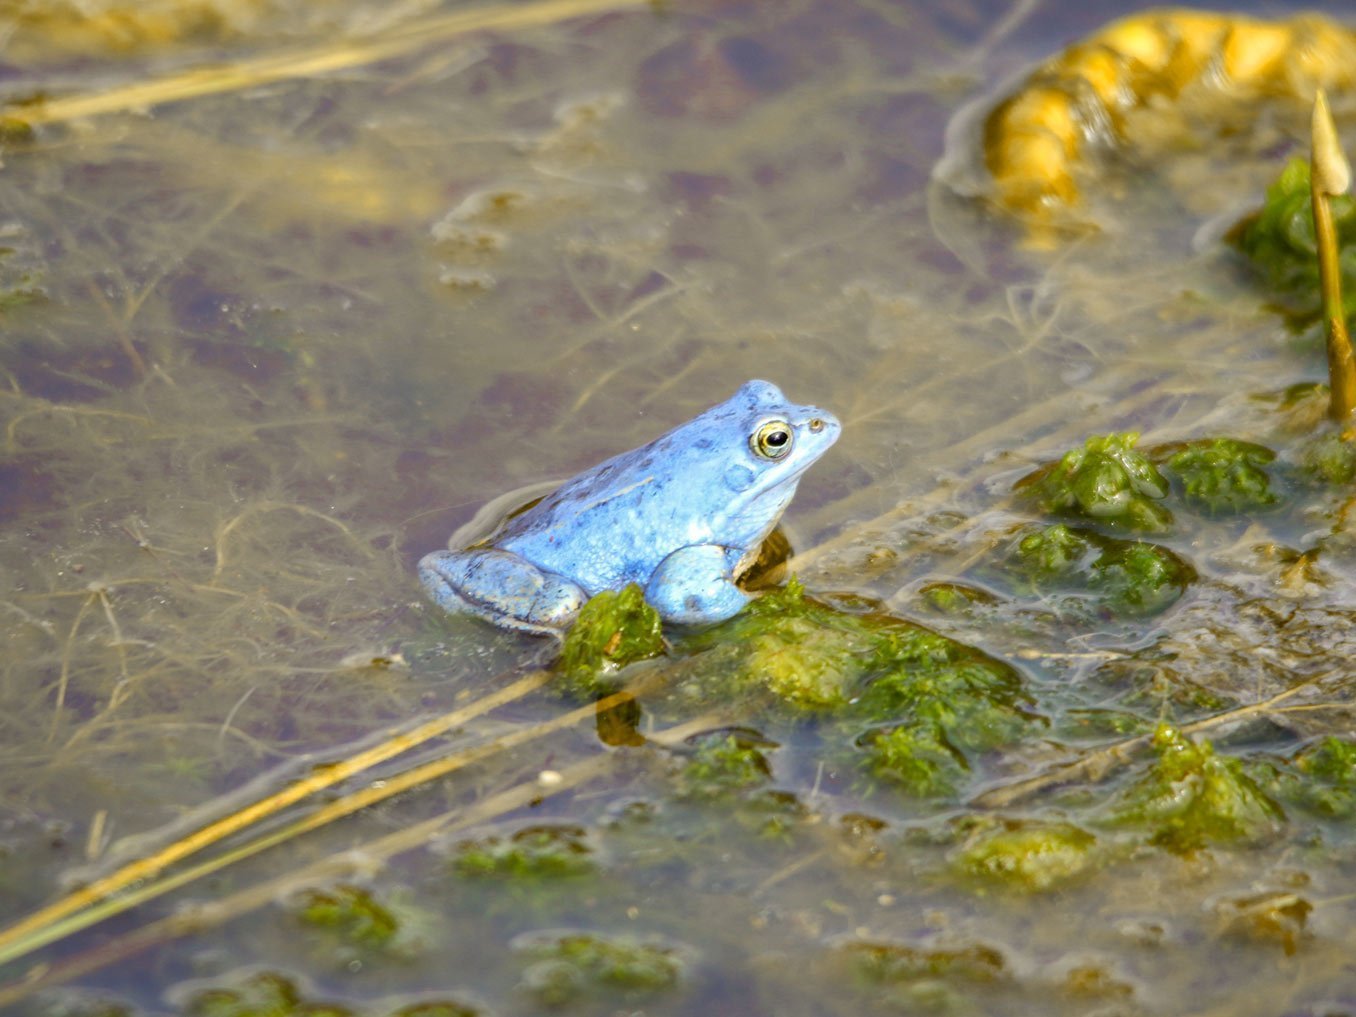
[0,668,552,958]
[1311,89,1356,421]
[0,711,726,1009]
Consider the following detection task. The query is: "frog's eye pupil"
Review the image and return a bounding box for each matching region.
[753,421,793,459]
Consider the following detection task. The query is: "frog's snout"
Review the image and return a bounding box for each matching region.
[809,417,827,433]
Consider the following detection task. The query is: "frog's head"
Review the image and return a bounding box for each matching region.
[707,379,840,543]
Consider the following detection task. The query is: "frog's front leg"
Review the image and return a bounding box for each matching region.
[644,544,752,625]
[419,548,587,635]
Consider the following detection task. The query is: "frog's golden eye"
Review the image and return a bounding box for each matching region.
[752,420,793,460]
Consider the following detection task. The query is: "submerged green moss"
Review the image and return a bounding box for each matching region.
[683,580,1035,798]
[857,722,967,798]
[844,937,1007,1013]
[292,884,399,950]
[1233,157,1356,328]
[917,581,996,615]
[1107,725,1285,852]
[515,931,686,1006]
[557,584,665,697]
[1089,540,1195,616]
[1158,438,1280,514]
[1276,737,1356,819]
[1014,522,1094,580]
[678,731,773,799]
[1004,524,1194,618]
[387,1003,484,1017]
[1018,433,1172,532]
[1299,430,1356,485]
[450,824,595,881]
[953,818,1099,892]
[184,971,353,1017]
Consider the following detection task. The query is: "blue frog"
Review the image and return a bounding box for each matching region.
[419,379,840,634]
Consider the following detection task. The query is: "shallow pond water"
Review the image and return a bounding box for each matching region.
[3,0,1356,1014]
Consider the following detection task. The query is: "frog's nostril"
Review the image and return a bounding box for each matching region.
[809,418,824,433]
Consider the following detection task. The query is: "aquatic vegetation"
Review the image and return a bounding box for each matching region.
[1299,429,1356,484]
[856,722,967,798]
[1012,522,1093,580]
[386,1004,483,1017]
[449,824,596,881]
[843,939,1007,1013]
[1089,540,1196,616]
[0,224,44,312]
[1233,158,1356,329]
[1106,725,1285,852]
[292,884,400,951]
[1017,433,1172,532]
[1005,523,1194,618]
[556,584,665,697]
[940,9,1356,221]
[676,731,773,799]
[1272,737,1356,819]
[952,818,1099,892]
[915,581,996,616]
[1158,438,1281,514]
[682,580,1036,797]
[182,971,353,1017]
[513,930,688,1006]
[180,972,487,1017]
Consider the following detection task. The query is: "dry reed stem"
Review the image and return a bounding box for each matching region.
[0,709,728,1008]
[1311,90,1356,421]
[3,0,649,128]
[0,668,553,957]
[0,680,672,968]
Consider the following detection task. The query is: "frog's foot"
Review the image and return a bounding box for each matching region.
[419,548,587,635]
[645,544,752,625]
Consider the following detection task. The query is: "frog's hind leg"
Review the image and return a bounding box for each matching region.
[419,548,586,635]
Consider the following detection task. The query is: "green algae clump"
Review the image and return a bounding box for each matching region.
[1090,540,1195,616]
[1108,725,1284,852]
[678,731,773,799]
[680,581,1037,799]
[843,939,1007,1012]
[953,819,1099,892]
[1233,157,1356,328]
[1018,433,1172,532]
[388,1003,484,1017]
[514,931,687,1006]
[293,884,400,950]
[1007,523,1194,617]
[857,722,967,799]
[728,578,863,709]
[1300,430,1356,485]
[1159,438,1280,514]
[184,971,353,1017]
[1280,737,1356,819]
[450,824,595,881]
[557,584,665,696]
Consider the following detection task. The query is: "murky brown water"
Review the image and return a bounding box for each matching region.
[3,1,1356,1014]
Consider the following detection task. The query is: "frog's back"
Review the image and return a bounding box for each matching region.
[496,423,720,594]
